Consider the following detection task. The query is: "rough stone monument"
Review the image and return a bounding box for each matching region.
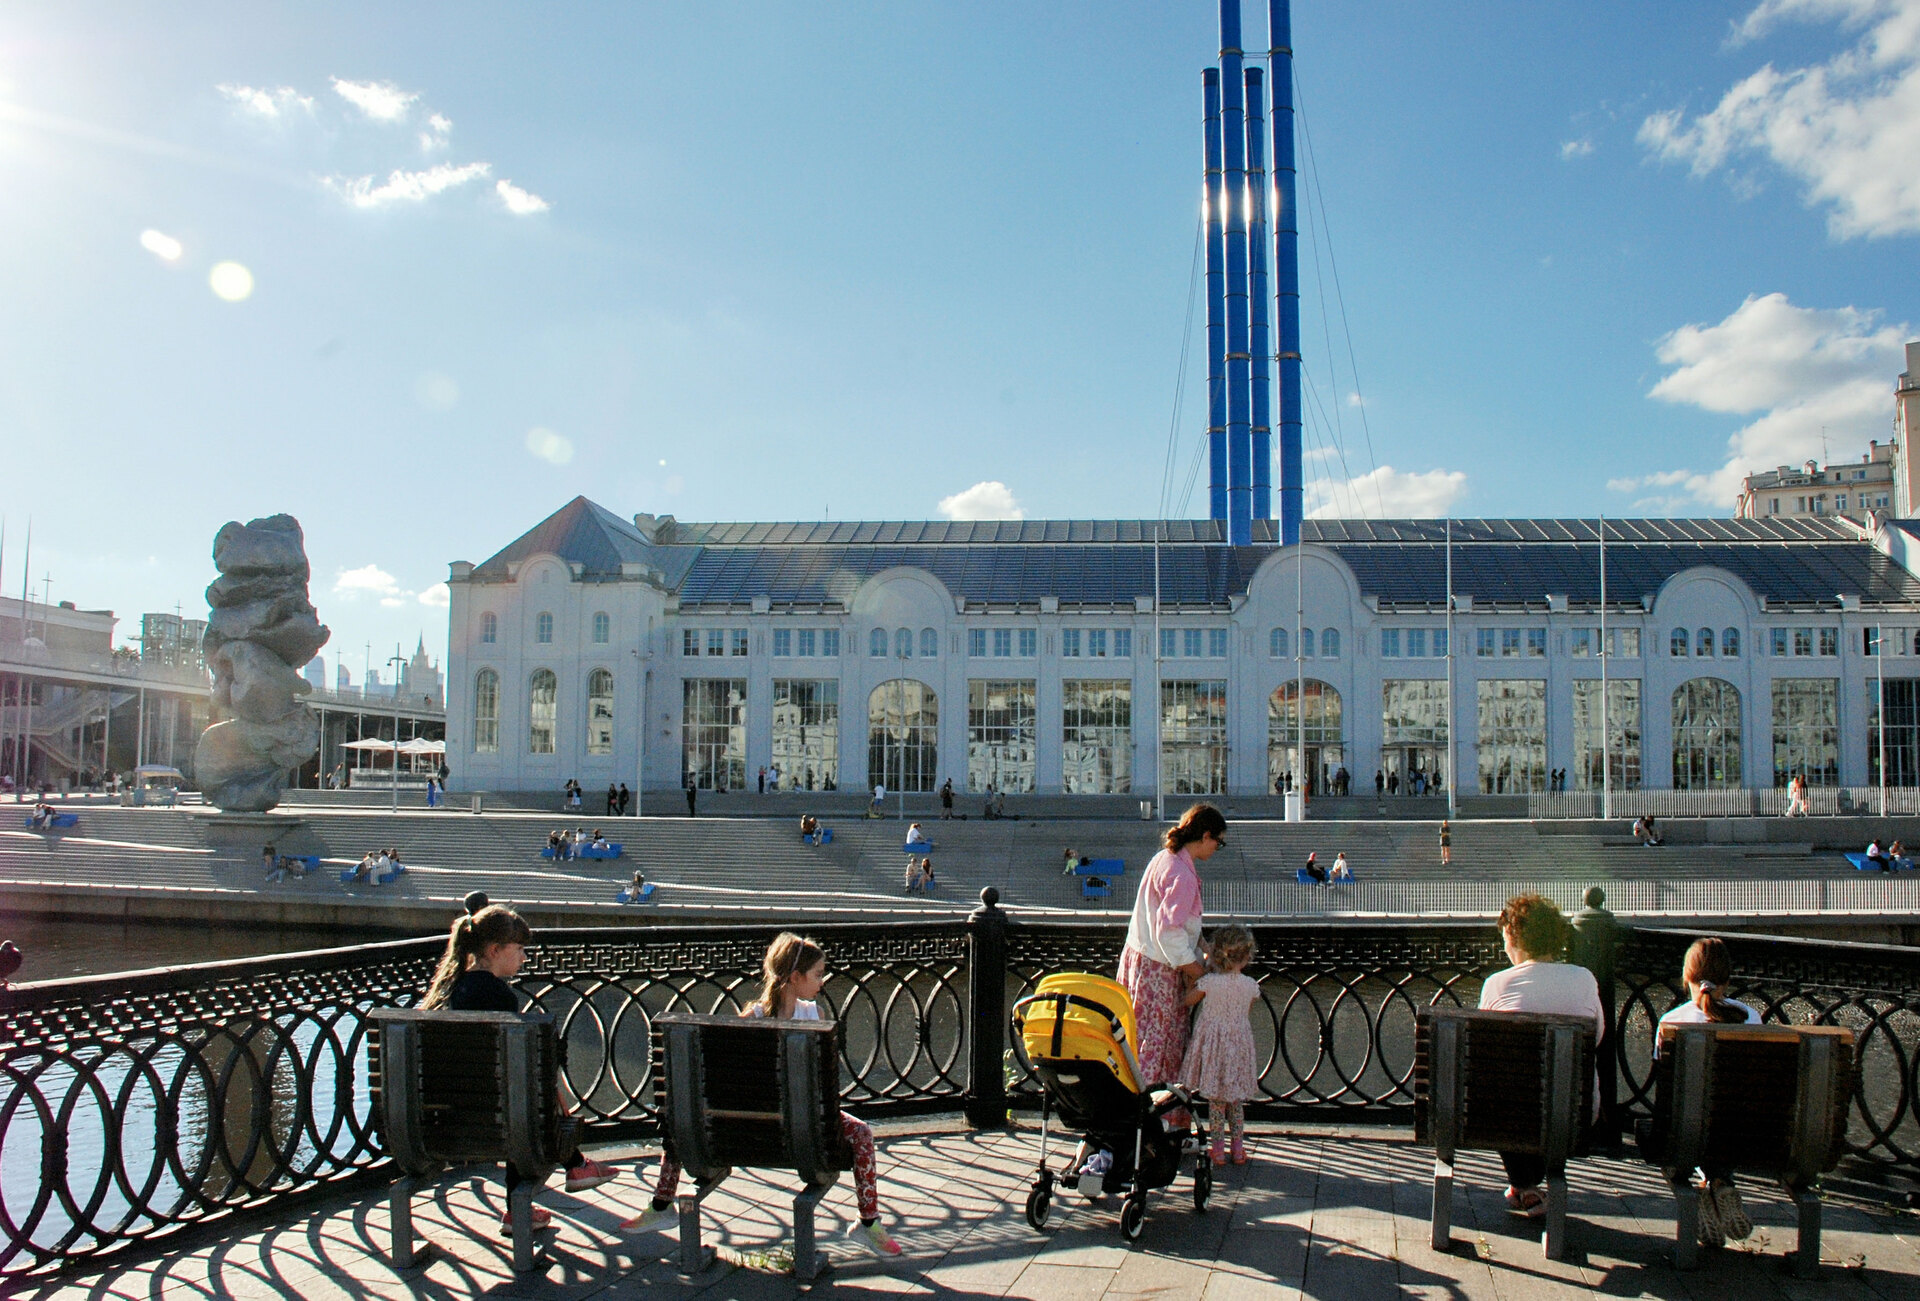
[194,515,330,812]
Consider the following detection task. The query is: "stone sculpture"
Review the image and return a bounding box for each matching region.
[195,515,330,812]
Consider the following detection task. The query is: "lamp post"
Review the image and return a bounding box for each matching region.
[632,647,650,819]
[1878,621,1888,817]
[896,642,910,820]
[387,644,405,814]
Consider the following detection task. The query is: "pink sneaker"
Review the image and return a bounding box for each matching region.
[499,1204,553,1235]
[563,1157,617,1192]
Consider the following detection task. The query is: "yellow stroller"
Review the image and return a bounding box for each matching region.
[1011,973,1209,1241]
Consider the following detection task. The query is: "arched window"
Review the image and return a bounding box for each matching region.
[528,669,557,754]
[592,612,610,644]
[1302,628,1316,658]
[480,612,498,644]
[1268,681,1344,796]
[869,680,939,791]
[586,668,614,755]
[1722,627,1740,657]
[1670,628,1689,657]
[869,627,887,658]
[919,627,939,658]
[1321,628,1341,659]
[535,612,554,644]
[894,627,913,659]
[1697,627,1714,657]
[1672,678,1742,790]
[1270,627,1289,659]
[473,669,500,753]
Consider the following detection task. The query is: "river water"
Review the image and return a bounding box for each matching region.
[2,917,404,984]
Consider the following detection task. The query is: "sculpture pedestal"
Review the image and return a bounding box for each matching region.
[193,810,308,848]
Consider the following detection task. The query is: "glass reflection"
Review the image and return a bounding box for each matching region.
[1161,680,1228,794]
[1672,677,1742,790]
[1772,678,1837,787]
[772,679,838,791]
[868,679,938,792]
[968,679,1036,793]
[683,678,746,790]
[1476,679,1546,793]
[1381,679,1448,789]
[586,668,614,755]
[1572,678,1640,790]
[528,669,557,755]
[1268,681,1343,795]
[1062,680,1131,794]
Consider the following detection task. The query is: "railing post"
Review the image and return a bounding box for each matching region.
[966,887,1009,1129]
[1570,885,1623,1150]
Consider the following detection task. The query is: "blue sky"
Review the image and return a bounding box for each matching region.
[1,0,1915,672]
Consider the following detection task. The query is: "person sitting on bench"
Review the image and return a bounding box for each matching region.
[27,803,54,830]
[619,932,904,1258]
[1654,937,1761,1248]
[420,903,619,1236]
[1633,816,1663,847]
[800,813,820,842]
[1328,853,1352,883]
[619,871,648,902]
[1866,837,1894,872]
[350,852,378,883]
[903,857,921,894]
[1301,851,1327,884]
[917,857,936,893]
[590,830,610,852]
[904,822,930,848]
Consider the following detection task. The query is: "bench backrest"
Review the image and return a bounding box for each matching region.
[1647,1023,1853,1180]
[369,1009,568,1175]
[1414,1008,1596,1163]
[652,1012,852,1186]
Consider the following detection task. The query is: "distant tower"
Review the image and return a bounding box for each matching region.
[303,655,327,691]
[1895,341,1920,518]
[336,663,353,691]
[403,634,444,706]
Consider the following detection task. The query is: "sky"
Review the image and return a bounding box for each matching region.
[1,0,1916,675]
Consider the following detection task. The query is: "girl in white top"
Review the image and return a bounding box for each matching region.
[622,932,902,1257]
[1477,894,1604,1218]
[1654,937,1759,1247]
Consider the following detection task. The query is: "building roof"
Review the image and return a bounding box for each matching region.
[465,499,1920,612]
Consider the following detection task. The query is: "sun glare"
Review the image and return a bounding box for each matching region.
[209,261,254,302]
[138,229,182,261]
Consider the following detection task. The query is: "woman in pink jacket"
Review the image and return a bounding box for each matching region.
[1118,803,1228,1102]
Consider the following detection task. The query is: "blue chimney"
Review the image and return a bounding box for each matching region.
[1270,0,1303,544]
[1246,65,1272,527]
[1203,68,1227,524]
[1221,0,1252,546]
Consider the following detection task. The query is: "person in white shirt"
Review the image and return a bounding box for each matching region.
[1477,894,1604,1218]
[1653,937,1760,1247]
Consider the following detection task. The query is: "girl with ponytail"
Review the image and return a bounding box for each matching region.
[1655,937,1761,1247]
[418,900,619,1233]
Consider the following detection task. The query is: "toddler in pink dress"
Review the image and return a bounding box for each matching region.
[1180,925,1261,1164]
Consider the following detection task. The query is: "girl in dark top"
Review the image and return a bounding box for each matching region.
[421,903,618,1234]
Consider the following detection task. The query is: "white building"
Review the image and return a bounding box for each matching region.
[442,498,1920,798]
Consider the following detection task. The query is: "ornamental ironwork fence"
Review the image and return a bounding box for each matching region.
[6,891,1920,1281]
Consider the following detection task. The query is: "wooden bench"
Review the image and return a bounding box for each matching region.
[1639,1023,1854,1276]
[1414,1007,1596,1260]
[653,1012,854,1281]
[369,1008,577,1274]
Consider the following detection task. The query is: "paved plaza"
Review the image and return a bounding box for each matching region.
[18,1120,1920,1300]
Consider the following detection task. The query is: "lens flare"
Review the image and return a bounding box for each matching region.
[139,229,182,261]
[209,261,254,302]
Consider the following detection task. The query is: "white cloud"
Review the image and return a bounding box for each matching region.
[380,597,407,608]
[419,583,451,608]
[331,77,419,123]
[218,84,313,119]
[1638,0,1920,237]
[325,161,491,209]
[428,112,452,134]
[334,564,402,598]
[937,481,1026,520]
[1648,292,1909,506]
[495,179,551,215]
[1606,469,1693,493]
[1560,137,1595,158]
[1305,465,1467,519]
[139,229,182,261]
[420,112,452,152]
[525,427,574,465]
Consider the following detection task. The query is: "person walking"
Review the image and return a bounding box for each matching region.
[606,783,618,815]
[617,783,631,816]
[1375,769,1385,796]
[685,778,697,818]
[1439,819,1452,866]
[1119,804,1227,1129]
[940,778,955,820]
[758,766,767,795]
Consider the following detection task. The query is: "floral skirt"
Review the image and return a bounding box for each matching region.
[1117,945,1188,1091]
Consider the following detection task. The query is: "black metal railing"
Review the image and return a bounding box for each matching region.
[6,887,1920,1280]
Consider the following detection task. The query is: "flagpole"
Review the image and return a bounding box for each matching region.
[1600,516,1611,822]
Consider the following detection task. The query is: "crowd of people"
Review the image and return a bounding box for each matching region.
[545,827,612,858]
[346,846,404,884]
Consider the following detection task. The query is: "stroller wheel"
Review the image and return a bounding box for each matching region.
[1194,1157,1212,1213]
[1024,1185,1052,1231]
[1119,1195,1146,1242]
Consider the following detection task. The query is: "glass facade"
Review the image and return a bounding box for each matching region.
[1062,680,1131,794]
[967,680,1036,793]
[1672,678,1742,790]
[528,669,557,754]
[771,679,838,791]
[868,680,938,792]
[1868,678,1920,786]
[1476,679,1547,793]
[585,668,614,755]
[1572,679,1640,790]
[1771,679,1838,786]
[473,669,499,753]
[1381,679,1449,788]
[1161,680,1228,794]
[1268,680,1344,795]
[683,678,746,790]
